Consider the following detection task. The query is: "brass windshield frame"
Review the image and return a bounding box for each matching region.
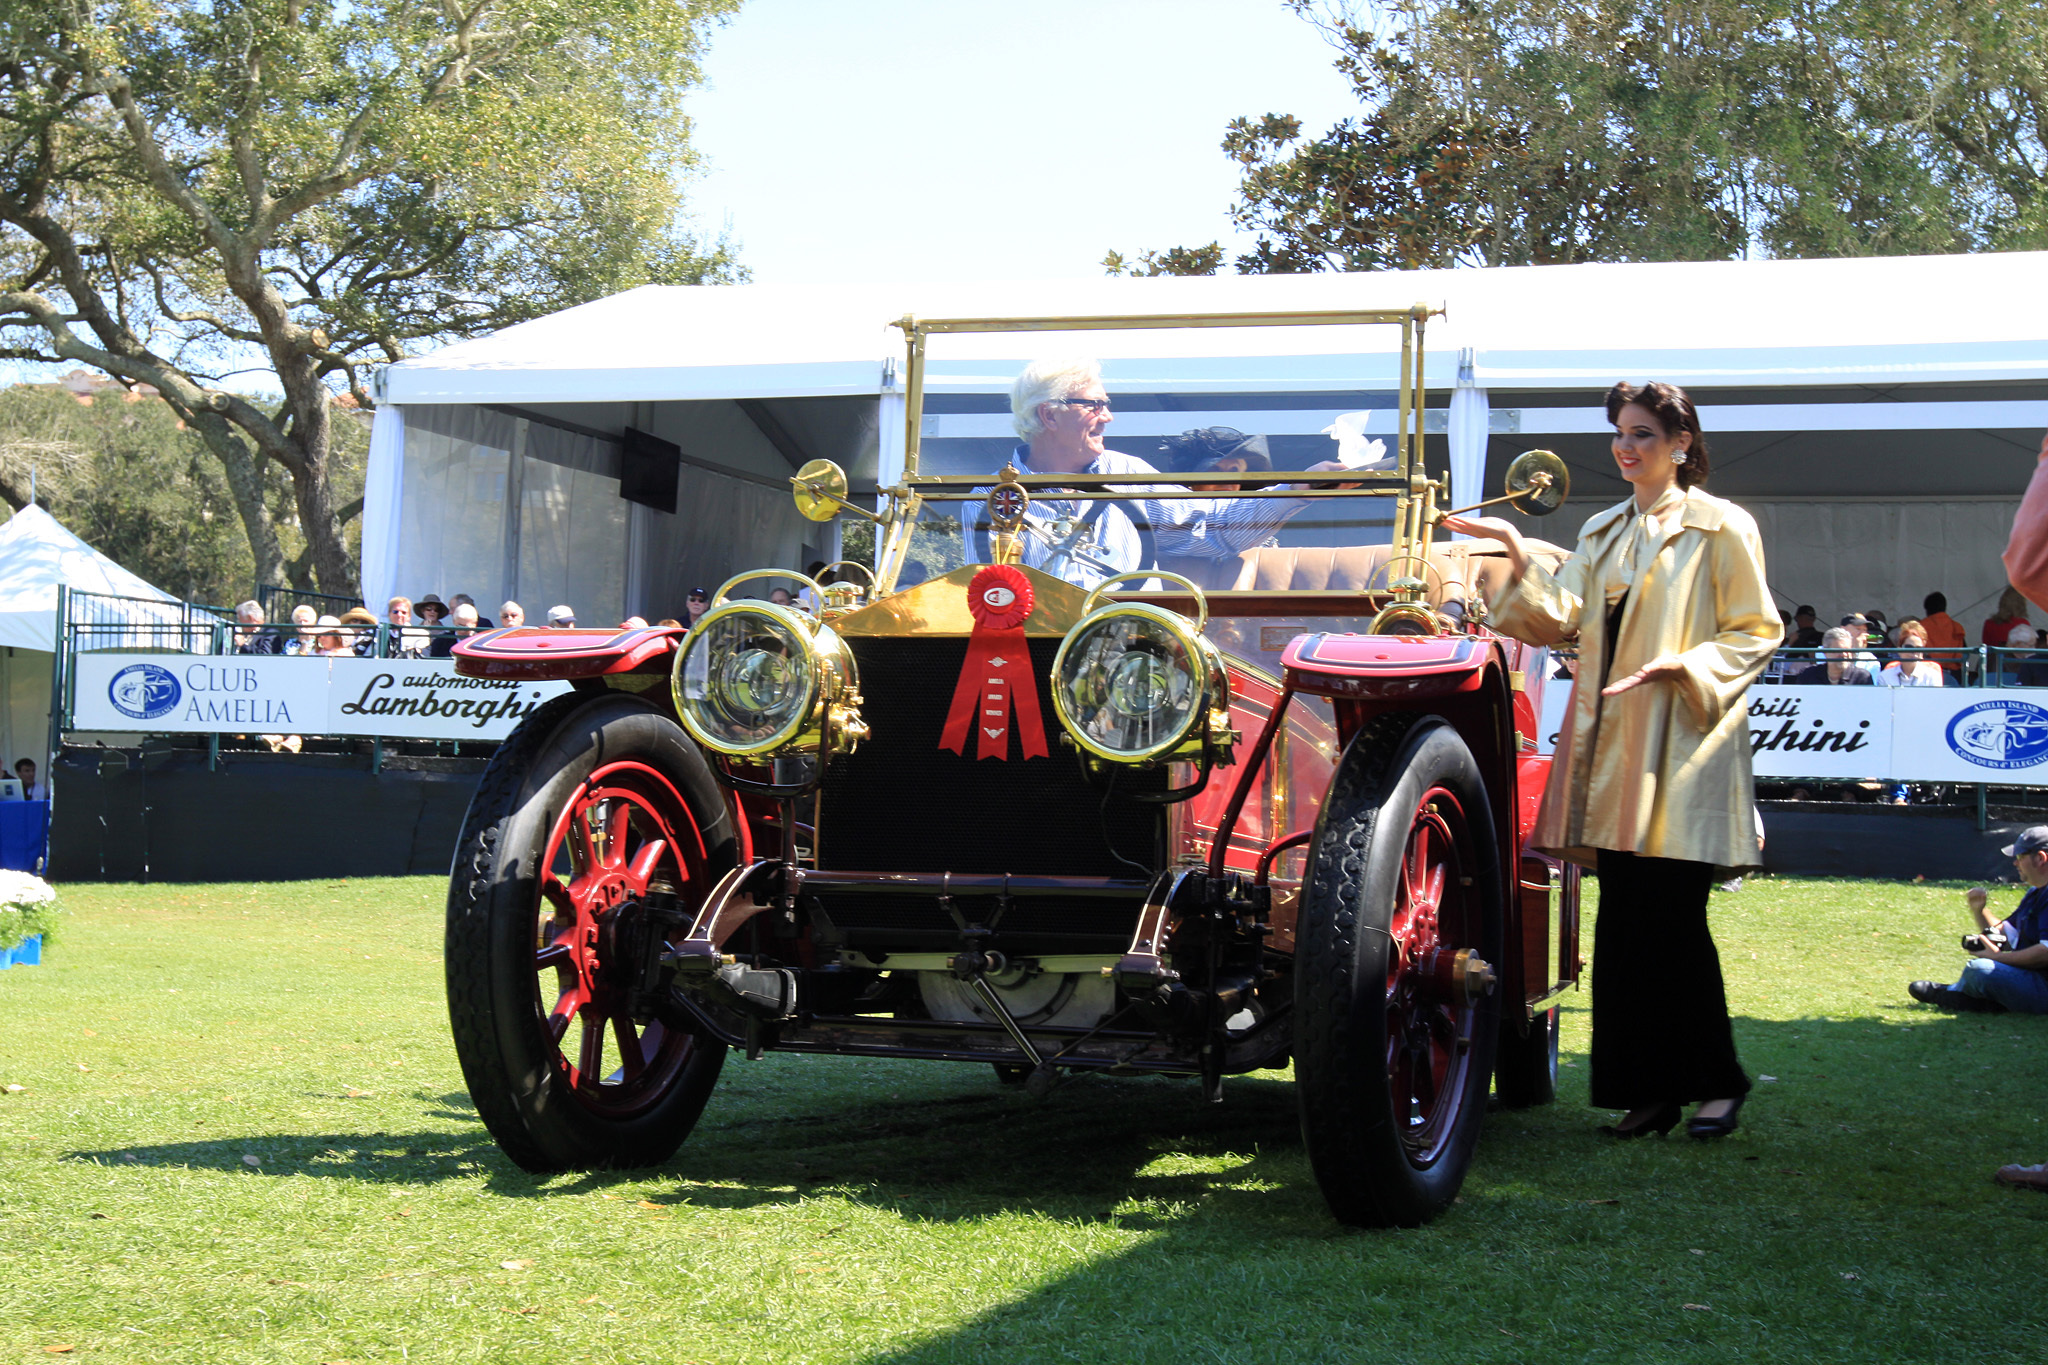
[876,305,1441,596]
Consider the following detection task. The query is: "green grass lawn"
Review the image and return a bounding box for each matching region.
[1,874,2044,1364]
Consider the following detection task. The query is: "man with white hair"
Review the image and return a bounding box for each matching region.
[500,601,526,629]
[232,600,282,654]
[1788,627,1876,685]
[958,358,1355,588]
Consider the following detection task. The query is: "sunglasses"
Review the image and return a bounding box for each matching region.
[1053,397,1112,414]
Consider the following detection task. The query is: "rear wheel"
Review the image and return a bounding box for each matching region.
[446,691,737,1171]
[1295,715,1504,1228]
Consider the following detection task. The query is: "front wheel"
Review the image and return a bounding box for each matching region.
[446,691,737,1172]
[1295,715,1504,1228]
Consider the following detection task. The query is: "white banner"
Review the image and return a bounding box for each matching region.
[71,653,571,741]
[1535,681,2048,783]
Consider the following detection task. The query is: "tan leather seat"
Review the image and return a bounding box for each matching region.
[1225,539,1567,606]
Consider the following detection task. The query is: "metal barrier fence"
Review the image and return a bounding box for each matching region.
[256,585,362,624]
[1549,645,2047,687]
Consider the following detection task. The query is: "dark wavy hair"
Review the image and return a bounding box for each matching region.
[1606,381,1709,489]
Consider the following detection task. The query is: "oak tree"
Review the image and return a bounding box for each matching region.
[0,1,743,595]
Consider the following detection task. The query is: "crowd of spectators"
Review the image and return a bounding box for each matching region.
[229,582,736,661]
[1773,588,2048,687]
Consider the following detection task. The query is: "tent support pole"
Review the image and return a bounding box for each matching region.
[1977,783,1988,833]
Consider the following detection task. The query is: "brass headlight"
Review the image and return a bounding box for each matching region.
[672,581,866,759]
[1051,579,1232,766]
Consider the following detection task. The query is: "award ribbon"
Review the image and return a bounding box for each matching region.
[939,565,1049,761]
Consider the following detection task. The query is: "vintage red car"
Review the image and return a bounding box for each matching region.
[444,306,1581,1227]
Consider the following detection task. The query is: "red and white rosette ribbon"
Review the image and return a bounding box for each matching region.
[939,565,1049,761]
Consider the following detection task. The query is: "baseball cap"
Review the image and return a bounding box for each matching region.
[687,587,709,599]
[1794,604,1816,617]
[1840,612,1870,627]
[546,604,576,625]
[2001,825,2048,858]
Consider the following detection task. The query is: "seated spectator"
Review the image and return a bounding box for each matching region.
[2003,620,2048,686]
[1909,826,2048,1014]
[283,604,319,655]
[449,593,492,629]
[622,615,650,629]
[1866,609,1894,648]
[14,757,47,801]
[768,587,794,607]
[313,615,354,657]
[1839,613,1882,672]
[430,602,479,658]
[232,599,283,654]
[416,594,448,628]
[338,606,381,656]
[500,600,526,629]
[657,617,682,628]
[1983,585,2032,647]
[385,596,425,658]
[683,588,710,631]
[1921,591,1968,673]
[546,604,576,629]
[1790,627,1875,684]
[1789,605,1824,649]
[1878,620,1945,686]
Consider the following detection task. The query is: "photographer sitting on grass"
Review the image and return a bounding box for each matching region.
[1908,825,2048,1014]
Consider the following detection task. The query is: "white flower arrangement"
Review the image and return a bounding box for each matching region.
[0,870,59,950]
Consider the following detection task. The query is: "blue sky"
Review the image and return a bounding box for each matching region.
[685,0,1366,283]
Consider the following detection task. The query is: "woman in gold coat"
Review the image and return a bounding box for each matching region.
[1444,381,1781,1140]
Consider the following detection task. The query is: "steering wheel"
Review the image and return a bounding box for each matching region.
[1027,498,1160,582]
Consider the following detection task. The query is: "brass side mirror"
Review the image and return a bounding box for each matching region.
[1433,449,1571,521]
[1500,449,1569,516]
[792,459,854,522]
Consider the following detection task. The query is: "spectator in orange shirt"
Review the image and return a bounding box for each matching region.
[1921,591,1968,673]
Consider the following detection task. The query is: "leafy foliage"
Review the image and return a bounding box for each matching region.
[0,377,365,604]
[1111,1,2048,274]
[0,1,742,594]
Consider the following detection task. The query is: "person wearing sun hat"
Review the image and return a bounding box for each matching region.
[1908,824,2048,1015]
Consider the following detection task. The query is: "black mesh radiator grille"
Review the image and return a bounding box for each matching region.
[817,637,1166,876]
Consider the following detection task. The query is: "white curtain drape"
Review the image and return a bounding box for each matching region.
[360,405,406,610]
[1446,347,1488,541]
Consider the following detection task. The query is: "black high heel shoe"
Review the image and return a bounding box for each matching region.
[1687,1097,1745,1140]
[1598,1103,1681,1139]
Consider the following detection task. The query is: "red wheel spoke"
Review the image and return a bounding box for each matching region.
[625,837,670,891]
[600,800,631,869]
[577,1012,606,1087]
[611,1015,646,1081]
[541,874,575,919]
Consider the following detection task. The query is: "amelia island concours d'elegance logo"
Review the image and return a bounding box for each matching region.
[1945,698,2048,770]
[106,663,181,721]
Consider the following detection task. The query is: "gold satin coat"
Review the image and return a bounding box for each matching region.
[1490,488,1781,871]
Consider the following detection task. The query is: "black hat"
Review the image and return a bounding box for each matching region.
[687,587,709,599]
[1840,612,1870,628]
[2002,825,2048,858]
[1158,427,1272,474]
[1795,605,1817,618]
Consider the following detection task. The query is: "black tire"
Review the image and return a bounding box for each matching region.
[1494,1004,1560,1107]
[1295,714,1505,1228]
[446,690,737,1172]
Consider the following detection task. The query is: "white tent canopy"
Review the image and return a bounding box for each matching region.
[379,253,2048,405]
[0,505,182,653]
[369,253,2048,633]
[0,504,185,780]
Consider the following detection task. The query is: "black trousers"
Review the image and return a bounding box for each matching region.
[1589,849,1752,1110]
